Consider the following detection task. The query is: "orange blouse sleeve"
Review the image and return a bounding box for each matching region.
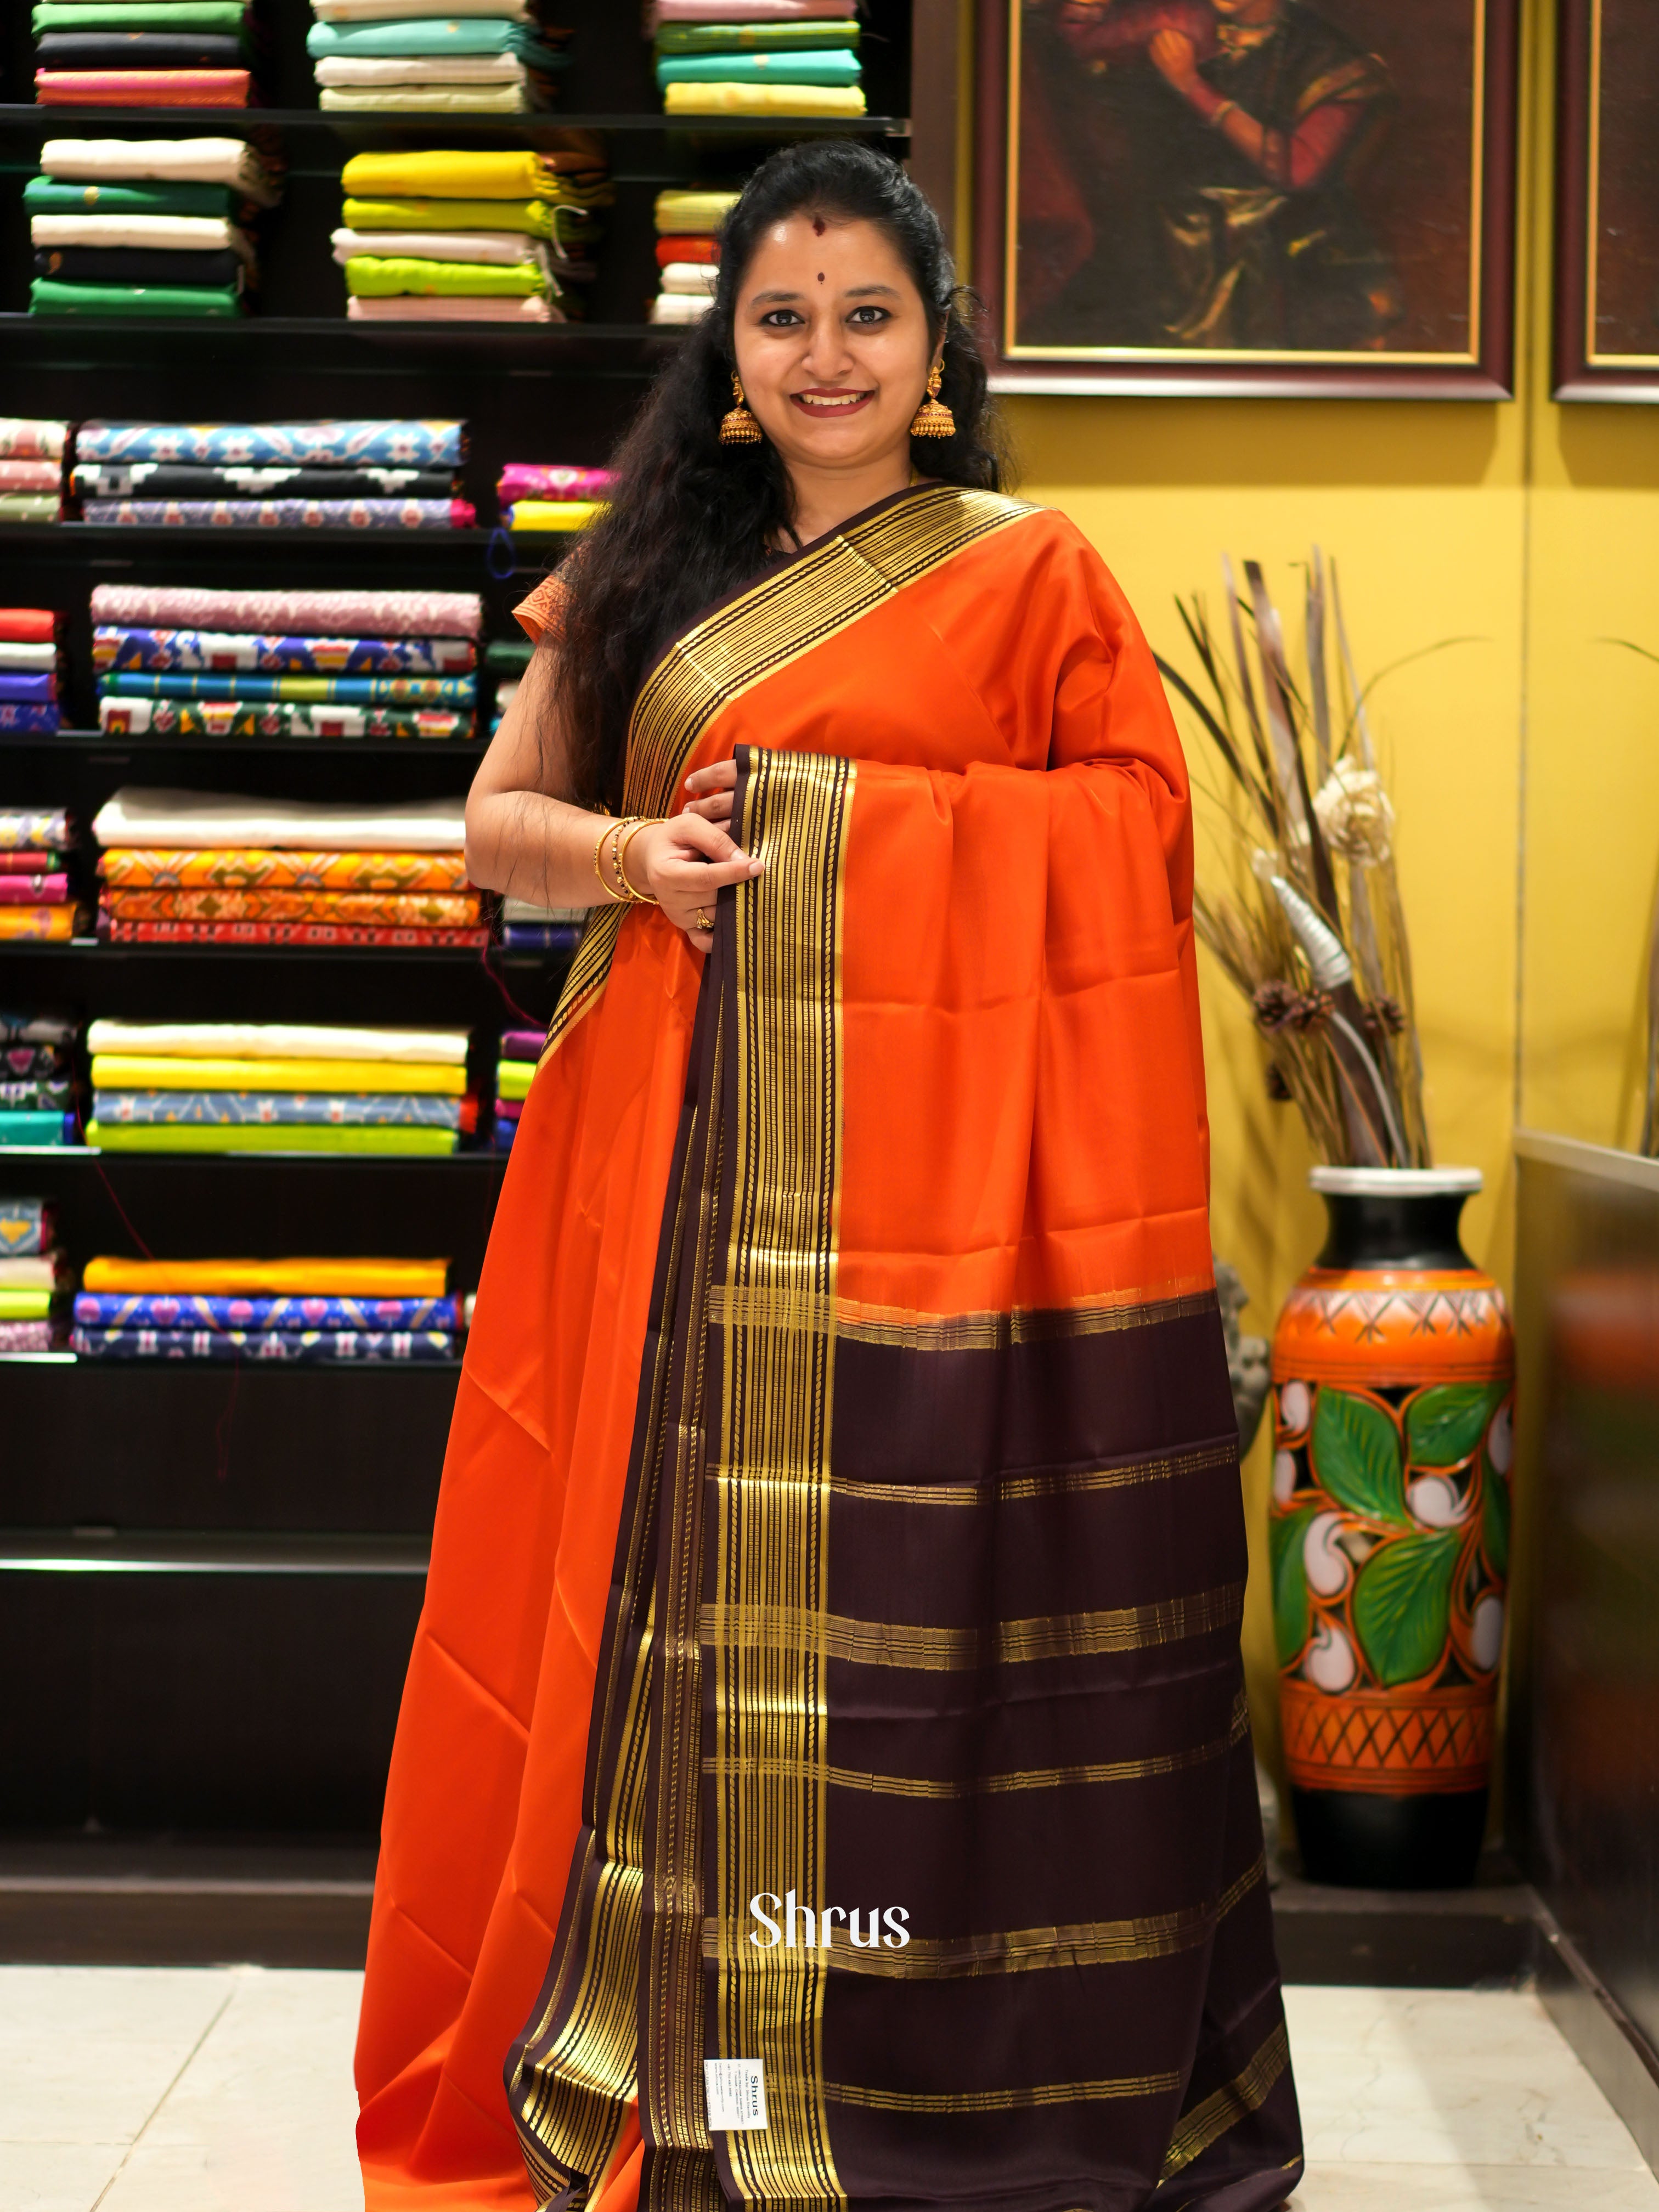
[514,572,568,644]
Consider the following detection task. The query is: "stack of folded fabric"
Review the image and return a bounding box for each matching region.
[74,1254,461,1361]
[0,610,64,735]
[496,461,613,532]
[500,898,582,953]
[90,785,483,949]
[485,637,529,733]
[1,1012,81,1149]
[0,813,82,946]
[0,423,67,524]
[29,137,282,318]
[336,148,610,323]
[85,1018,473,1154]
[652,0,862,116]
[0,1198,67,1353]
[492,1027,541,1152]
[307,0,569,112]
[71,420,471,528]
[33,0,262,108]
[91,582,482,741]
[651,188,735,323]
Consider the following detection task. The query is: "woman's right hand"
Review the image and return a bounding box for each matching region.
[623,810,764,954]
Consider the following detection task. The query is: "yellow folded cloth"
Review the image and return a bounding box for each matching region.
[654,188,739,233]
[91,1056,466,1094]
[496,1058,533,1101]
[83,1257,449,1295]
[663,82,865,115]
[341,149,602,202]
[0,1289,52,1320]
[506,499,603,532]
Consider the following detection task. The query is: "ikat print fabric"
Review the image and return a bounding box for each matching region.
[0,809,70,850]
[0,1198,52,1255]
[74,1291,461,1330]
[100,849,468,889]
[81,498,476,529]
[92,1090,463,1128]
[89,585,482,637]
[77,420,464,466]
[99,699,471,740]
[73,1326,456,1360]
[96,628,476,674]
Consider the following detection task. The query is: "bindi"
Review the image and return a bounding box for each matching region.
[811,216,826,236]
[817,271,825,283]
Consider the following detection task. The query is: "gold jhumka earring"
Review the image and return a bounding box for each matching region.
[719,373,761,445]
[909,360,955,438]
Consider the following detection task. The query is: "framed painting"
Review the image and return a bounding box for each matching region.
[1555,0,1659,399]
[973,0,1520,397]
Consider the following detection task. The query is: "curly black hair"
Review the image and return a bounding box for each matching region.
[552,138,1009,808]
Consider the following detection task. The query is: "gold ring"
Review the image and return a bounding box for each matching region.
[695,909,714,932]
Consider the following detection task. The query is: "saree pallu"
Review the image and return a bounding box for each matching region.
[95,627,473,674]
[355,485,1299,2212]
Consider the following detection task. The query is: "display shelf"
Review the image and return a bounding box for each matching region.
[0,1531,431,1572]
[0,105,907,140]
[0,518,573,556]
[0,729,485,755]
[0,317,683,376]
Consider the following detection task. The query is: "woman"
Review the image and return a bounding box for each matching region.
[355,139,1302,2212]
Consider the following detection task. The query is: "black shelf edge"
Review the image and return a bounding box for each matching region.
[5,940,558,965]
[0,317,684,377]
[0,518,576,551]
[0,730,485,755]
[0,1530,433,1573]
[0,105,908,138]
[9,1147,506,1167]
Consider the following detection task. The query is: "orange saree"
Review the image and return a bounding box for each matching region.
[355,483,1302,2212]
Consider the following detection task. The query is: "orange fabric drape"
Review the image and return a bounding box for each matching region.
[354,493,1218,2207]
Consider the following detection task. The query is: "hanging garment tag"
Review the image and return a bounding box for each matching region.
[704,2058,768,2131]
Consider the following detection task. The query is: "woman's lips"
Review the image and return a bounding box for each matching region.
[788,389,874,416]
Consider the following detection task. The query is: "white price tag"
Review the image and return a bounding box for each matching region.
[704,2058,768,2132]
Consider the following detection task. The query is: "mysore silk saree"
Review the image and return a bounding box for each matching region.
[356,485,1303,2212]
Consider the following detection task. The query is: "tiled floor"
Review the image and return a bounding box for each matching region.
[3,1970,1656,2211]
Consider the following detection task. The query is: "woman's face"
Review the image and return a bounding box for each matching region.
[730,212,937,479]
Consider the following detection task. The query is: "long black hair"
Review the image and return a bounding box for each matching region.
[554,138,1008,809]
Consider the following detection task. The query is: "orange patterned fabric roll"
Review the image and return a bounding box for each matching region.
[104,887,481,928]
[100,847,470,892]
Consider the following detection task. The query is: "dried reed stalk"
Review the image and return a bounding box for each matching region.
[1157,553,1432,1169]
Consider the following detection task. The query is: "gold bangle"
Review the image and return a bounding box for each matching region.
[614,817,661,906]
[593,817,629,904]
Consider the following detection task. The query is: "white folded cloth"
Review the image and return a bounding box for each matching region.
[87,1019,471,1064]
[31,214,253,259]
[40,138,280,206]
[320,83,530,109]
[331,227,545,266]
[314,54,525,83]
[0,642,57,670]
[347,294,556,321]
[312,0,529,15]
[659,261,720,296]
[92,787,467,853]
[650,292,713,324]
[0,1257,57,1289]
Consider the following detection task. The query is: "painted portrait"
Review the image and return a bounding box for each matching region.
[975,0,1519,393]
[1556,0,1659,397]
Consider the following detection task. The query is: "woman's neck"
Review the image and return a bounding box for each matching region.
[781,452,917,550]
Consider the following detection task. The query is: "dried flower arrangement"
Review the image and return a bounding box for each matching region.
[1157,553,1430,1168]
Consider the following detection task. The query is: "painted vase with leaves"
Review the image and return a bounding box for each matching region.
[1162,556,1515,1886]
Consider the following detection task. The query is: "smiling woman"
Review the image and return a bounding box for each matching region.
[358,140,1303,2212]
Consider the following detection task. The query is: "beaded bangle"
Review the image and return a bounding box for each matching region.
[593,817,631,904]
[614,817,661,906]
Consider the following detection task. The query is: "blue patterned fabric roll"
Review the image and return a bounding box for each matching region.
[92,1090,463,1128]
[0,1197,49,1255]
[101,671,476,704]
[75,421,465,467]
[95,628,475,676]
[72,1325,457,1361]
[74,1292,462,1331]
[81,499,466,530]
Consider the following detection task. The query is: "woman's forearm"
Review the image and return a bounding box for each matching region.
[464,783,616,911]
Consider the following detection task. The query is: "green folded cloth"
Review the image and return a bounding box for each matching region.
[0,1289,53,1320]
[345,255,546,297]
[26,176,236,218]
[88,1121,458,1155]
[0,495,60,521]
[31,279,243,317]
[33,0,248,26]
[655,20,859,53]
[341,195,591,243]
[656,48,861,86]
[307,18,562,60]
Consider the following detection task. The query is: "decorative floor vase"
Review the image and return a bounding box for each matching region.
[1269,1167,1515,1888]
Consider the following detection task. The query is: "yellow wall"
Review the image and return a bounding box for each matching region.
[978,0,1659,1786]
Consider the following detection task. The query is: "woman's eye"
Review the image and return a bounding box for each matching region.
[760,309,804,327]
[848,306,890,324]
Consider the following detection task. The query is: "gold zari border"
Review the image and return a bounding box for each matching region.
[1160,2021,1292,2180]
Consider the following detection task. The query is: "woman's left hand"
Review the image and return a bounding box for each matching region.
[683,759,738,827]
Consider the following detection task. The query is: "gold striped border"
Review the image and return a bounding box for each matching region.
[827,1438,1238,1511]
[701,1282,1218,1351]
[704,1687,1250,1801]
[701,1854,1263,1980]
[701,1583,1244,1673]
[1160,2020,1292,2181]
[823,2067,1182,2115]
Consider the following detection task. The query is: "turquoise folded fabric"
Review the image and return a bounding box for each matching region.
[0,1110,72,1146]
[655,48,861,86]
[307,18,564,60]
[31,279,242,317]
[26,176,235,218]
[33,0,248,27]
